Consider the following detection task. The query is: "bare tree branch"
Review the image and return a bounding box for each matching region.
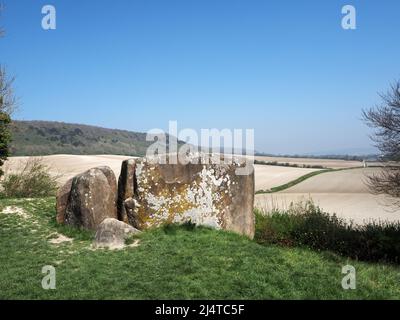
[0,3,4,37]
[363,80,400,204]
[0,66,17,115]
[0,4,17,115]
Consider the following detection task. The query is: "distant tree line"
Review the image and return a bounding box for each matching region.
[254,152,378,162]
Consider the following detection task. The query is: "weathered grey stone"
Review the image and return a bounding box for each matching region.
[56,178,73,224]
[93,218,140,250]
[64,166,118,230]
[123,197,139,228]
[117,159,136,223]
[117,155,255,238]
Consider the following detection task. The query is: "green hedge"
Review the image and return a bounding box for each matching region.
[255,200,400,264]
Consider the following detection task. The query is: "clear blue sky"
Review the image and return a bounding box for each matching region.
[1,0,399,154]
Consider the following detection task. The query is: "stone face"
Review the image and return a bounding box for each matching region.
[117,159,136,223]
[64,166,118,230]
[117,156,255,238]
[56,178,73,224]
[93,218,140,250]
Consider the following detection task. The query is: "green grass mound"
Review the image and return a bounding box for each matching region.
[0,198,399,299]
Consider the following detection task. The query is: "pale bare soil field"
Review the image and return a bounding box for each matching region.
[254,165,319,191]
[3,155,133,185]
[256,193,399,225]
[3,155,399,224]
[281,167,373,193]
[4,155,321,190]
[4,154,318,190]
[255,168,400,224]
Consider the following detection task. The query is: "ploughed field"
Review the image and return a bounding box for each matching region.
[3,155,133,185]
[4,155,399,224]
[255,167,400,225]
[254,165,320,191]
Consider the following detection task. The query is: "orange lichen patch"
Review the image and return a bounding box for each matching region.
[134,183,199,228]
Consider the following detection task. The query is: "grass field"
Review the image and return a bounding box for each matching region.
[1,197,399,299]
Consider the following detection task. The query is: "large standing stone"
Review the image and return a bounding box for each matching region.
[64,166,118,230]
[55,178,73,224]
[117,155,255,238]
[93,218,140,250]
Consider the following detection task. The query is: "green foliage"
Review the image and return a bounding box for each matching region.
[0,112,10,177]
[255,200,400,264]
[162,220,197,234]
[9,120,185,157]
[1,197,400,299]
[1,157,58,198]
[0,65,16,178]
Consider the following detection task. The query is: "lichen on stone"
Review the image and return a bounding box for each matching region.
[130,159,237,230]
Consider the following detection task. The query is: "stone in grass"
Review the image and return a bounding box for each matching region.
[56,178,73,224]
[93,218,141,250]
[118,155,255,238]
[117,159,136,223]
[64,166,118,230]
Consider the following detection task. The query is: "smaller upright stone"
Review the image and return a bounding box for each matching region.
[55,178,73,224]
[64,166,118,230]
[117,159,136,223]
